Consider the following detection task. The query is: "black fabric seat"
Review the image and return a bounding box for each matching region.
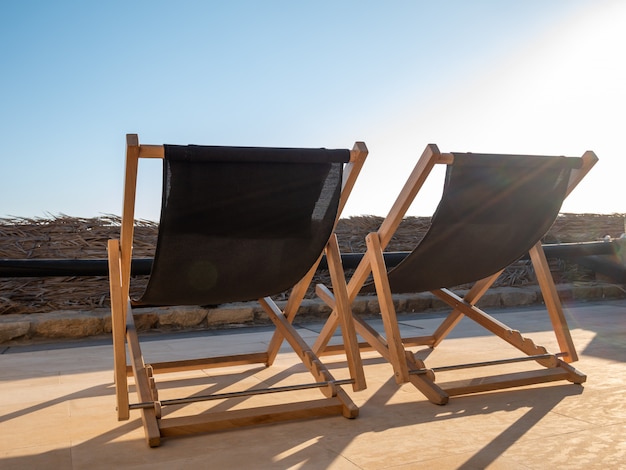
[137,144,348,306]
[367,154,581,294]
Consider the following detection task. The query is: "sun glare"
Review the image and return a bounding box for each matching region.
[346,1,625,218]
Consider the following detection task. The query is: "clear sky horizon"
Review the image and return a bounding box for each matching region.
[1,1,624,222]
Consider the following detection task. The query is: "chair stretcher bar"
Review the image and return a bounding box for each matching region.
[409,352,566,375]
[129,378,356,410]
[3,239,621,277]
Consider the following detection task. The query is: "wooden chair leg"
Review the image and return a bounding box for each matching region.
[125,307,161,447]
[325,234,366,391]
[366,232,410,383]
[529,241,578,362]
[107,239,130,421]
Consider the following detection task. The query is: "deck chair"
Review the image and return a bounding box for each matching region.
[313,143,597,405]
[107,134,367,446]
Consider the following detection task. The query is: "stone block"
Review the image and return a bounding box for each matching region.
[350,297,369,315]
[363,295,380,315]
[601,284,626,299]
[131,311,159,331]
[158,307,207,328]
[307,300,332,318]
[473,290,501,308]
[206,304,254,326]
[0,317,31,342]
[572,284,603,300]
[102,315,112,334]
[555,284,574,302]
[297,299,331,319]
[392,294,408,313]
[498,287,538,308]
[30,311,104,339]
[402,293,432,313]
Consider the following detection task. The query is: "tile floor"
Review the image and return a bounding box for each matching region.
[1,299,625,469]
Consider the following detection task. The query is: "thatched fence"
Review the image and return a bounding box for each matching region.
[1,213,624,315]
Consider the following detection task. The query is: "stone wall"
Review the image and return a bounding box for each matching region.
[1,282,623,343]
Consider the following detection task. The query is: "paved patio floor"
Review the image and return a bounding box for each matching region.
[1,299,625,469]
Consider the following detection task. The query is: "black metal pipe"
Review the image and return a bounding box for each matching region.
[573,255,626,284]
[540,240,620,259]
[0,258,153,277]
[318,251,408,270]
[319,240,623,269]
[1,240,623,278]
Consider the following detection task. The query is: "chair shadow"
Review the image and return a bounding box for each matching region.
[3,300,606,470]
[0,352,585,469]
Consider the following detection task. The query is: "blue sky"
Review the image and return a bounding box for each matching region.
[1,1,624,221]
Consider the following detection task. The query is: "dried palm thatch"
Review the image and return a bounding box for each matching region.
[1,213,624,315]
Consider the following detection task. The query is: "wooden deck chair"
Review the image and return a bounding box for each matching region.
[313,144,597,405]
[107,134,367,446]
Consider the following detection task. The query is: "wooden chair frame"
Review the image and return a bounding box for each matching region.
[108,134,367,446]
[312,143,597,405]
